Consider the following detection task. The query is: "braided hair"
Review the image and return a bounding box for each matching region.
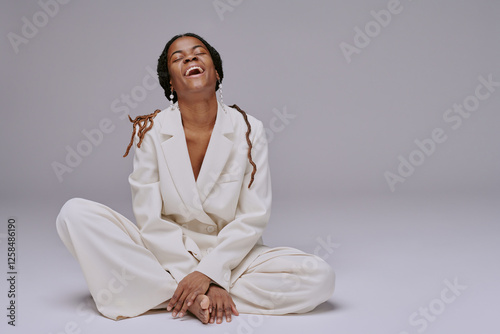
[124,33,257,188]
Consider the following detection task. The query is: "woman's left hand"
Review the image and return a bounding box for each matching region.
[206,284,239,324]
[167,271,212,318]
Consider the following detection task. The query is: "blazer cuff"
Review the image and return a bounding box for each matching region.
[195,262,231,291]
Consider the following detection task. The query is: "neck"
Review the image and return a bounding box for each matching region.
[177,94,218,130]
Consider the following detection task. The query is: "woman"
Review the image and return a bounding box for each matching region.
[56,33,335,325]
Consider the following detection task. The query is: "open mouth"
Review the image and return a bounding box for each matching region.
[184,66,205,77]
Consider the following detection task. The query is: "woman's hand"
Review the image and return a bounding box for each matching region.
[206,284,239,324]
[167,271,212,318]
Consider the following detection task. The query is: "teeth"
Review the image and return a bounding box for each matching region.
[185,66,204,76]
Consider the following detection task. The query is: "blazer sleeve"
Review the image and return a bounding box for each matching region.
[194,120,272,291]
[128,127,199,283]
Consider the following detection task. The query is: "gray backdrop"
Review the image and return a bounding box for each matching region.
[1,0,499,205]
[1,1,499,333]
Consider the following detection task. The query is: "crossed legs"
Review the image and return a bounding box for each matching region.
[56,198,335,322]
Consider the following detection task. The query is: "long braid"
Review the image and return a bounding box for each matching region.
[123,105,257,189]
[230,104,257,188]
[123,109,162,157]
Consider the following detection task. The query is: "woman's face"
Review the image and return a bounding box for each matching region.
[167,36,219,100]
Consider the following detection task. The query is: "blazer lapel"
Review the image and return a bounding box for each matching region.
[159,106,206,221]
[159,103,233,224]
[196,103,234,203]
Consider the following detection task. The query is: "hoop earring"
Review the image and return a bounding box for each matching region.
[218,81,226,113]
[169,89,174,108]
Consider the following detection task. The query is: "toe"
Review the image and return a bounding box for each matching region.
[199,295,210,309]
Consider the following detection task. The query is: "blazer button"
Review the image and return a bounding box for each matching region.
[206,225,215,233]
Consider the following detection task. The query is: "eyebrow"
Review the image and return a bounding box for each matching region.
[169,45,206,60]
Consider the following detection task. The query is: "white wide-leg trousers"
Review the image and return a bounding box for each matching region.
[56,198,335,320]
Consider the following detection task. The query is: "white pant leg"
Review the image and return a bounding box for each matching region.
[229,247,335,315]
[56,198,176,320]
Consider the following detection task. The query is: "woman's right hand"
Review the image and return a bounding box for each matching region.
[206,284,239,324]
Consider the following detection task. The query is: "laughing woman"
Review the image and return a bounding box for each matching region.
[56,33,335,325]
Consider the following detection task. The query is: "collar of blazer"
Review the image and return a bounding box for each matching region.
[158,102,235,220]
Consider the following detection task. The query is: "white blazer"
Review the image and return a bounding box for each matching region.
[128,102,272,291]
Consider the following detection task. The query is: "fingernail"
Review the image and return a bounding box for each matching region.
[172,312,177,317]
[179,312,184,318]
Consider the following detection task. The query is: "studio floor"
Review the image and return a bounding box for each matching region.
[1,192,498,334]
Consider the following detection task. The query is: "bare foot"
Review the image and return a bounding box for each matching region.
[187,294,210,324]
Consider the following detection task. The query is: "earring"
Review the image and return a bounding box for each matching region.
[169,89,174,108]
[218,81,226,113]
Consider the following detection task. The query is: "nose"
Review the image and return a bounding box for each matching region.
[183,54,198,63]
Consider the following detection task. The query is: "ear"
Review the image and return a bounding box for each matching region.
[216,71,220,81]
